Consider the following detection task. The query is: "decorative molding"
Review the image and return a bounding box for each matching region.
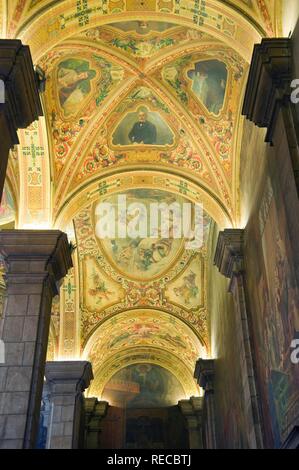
[194,358,215,392]
[214,229,244,279]
[0,230,73,291]
[0,39,43,200]
[45,360,93,392]
[179,396,204,449]
[45,361,94,449]
[84,398,109,449]
[242,38,292,143]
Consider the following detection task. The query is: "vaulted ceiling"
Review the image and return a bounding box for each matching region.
[0,0,283,402]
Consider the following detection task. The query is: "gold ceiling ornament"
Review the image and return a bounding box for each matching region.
[81,255,127,311]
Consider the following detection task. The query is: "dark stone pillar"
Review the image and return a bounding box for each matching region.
[214,229,263,448]
[194,359,216,449]
[0,231,72,449]
[242,38,299,194]
[45,361,93,449]
[0,40,43,201]
[84,398,108,449]
[179,397,203,449]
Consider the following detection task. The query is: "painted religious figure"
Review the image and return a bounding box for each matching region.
[94,189,184,280]
[254,178,299,446]
[174,271,199,305]
[57,58,96,117]
[165,256,204,310]
[89,269,113,305]
[102,364,185,408]
[187,60,227,115]
[112,107,174,146]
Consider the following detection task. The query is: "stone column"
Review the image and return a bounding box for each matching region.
[0,230,72,449]
[194,359,216,449]
[0,40,43,201]
[84,398,108,449]
[214,229,263,448]
[45,361,93,449]
[179,397,203,449]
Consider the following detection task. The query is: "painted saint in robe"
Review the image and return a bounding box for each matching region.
[187,60,227,115]
[57,59,96,117]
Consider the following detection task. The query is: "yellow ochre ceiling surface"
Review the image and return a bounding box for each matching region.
[0,0,282,401]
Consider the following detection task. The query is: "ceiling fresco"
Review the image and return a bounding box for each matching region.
[94,189,187,281]
[2,0,280,41]
[83,309,204,373]
[27,10,256,225]
[1,0,283,399]
[74,189,211,349]
[38,46,127,176]
[80,23,216,61]
[59,184,209,394]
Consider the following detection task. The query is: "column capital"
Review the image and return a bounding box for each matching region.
[0,40,42,135]
[214,229,244,279]
[242,38,292,143]
[0,230,73,282]
[178,397,203,449]
[45,361,93,394]
[178,399,193,416]
[179,396,203,416]
[85,398,108,419]
[190,396,204,412]
[194,359,215,392]
[0,39,43,201]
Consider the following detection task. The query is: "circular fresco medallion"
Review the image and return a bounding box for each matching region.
[93,189,186,281]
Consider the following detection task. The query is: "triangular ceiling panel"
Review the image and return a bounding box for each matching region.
[38,47,127,176]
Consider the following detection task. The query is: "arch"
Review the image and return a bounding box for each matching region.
[82,308,205,398]
[54,168,233,231]
[17,1,262,63]
[87,346,200,399]
[83,309,206,362]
